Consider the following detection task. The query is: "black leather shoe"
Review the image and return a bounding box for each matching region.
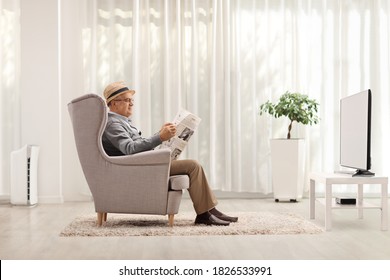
[195,213,230,226]
[214,213,238,223]
[209,208,238,223]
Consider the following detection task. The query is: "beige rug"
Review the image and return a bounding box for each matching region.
[60,212,323,237]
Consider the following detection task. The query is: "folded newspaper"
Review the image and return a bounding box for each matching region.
[160,109,201,160]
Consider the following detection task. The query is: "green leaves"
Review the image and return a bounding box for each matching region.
[259,91,320,139]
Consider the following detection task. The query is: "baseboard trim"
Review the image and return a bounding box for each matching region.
[0,194,10,205]
[1,194,64,204]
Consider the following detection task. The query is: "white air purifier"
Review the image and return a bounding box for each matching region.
[10,145,40,206]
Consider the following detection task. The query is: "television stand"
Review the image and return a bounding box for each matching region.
[309,172,388,231]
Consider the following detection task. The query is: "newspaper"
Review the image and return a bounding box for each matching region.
[160,109,201,160]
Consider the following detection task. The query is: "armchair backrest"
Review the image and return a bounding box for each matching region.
[67,94,109,197]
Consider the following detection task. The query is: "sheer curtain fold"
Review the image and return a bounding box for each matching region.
[0,0,20,196]
[81,0,390,194]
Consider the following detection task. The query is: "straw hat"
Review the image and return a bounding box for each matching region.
[103,81,135,104]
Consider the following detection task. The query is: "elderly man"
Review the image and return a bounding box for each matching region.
[102,81,238,226]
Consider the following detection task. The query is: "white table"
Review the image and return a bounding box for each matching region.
[309,172,388,231]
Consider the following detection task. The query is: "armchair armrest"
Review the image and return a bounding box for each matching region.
[104,148,171,166]
[169,175,190,190]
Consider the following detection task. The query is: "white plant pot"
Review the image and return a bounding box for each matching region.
[270,139,305,202]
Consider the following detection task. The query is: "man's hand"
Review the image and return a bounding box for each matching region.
[159,123,177,141]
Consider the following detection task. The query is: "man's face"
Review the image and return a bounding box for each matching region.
[111,92,134,117]
[110,92,133,118]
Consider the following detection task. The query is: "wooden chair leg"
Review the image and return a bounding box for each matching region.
[103,213,107,222]
[168,214,174,227]
[97,212,103,226]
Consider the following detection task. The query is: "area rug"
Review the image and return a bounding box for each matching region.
[60,212,323,237]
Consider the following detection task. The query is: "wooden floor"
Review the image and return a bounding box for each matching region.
[1,198,390,260]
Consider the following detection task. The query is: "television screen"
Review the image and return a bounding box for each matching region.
[339,89,374,176]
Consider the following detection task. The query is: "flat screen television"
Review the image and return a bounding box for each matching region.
[339,89,374,176]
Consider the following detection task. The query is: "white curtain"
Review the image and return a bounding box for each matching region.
[81,0,390,194]
[0,0,20,196]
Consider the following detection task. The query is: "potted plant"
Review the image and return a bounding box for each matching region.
[259,91,319,202]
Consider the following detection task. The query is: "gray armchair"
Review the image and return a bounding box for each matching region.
[68,94,189,226]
